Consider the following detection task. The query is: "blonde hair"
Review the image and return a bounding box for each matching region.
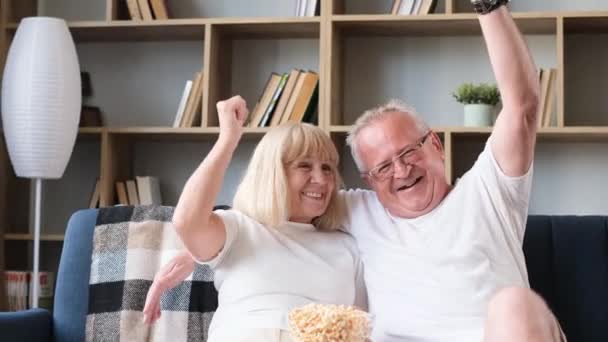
[346,99,429,171]
[233,122,344,231]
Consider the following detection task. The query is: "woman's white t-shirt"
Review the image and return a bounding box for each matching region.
[196,209,366,336]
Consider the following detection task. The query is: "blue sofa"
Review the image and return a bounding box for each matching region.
[1,209,607,341]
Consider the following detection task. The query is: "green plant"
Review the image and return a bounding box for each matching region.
[452,83,500,106]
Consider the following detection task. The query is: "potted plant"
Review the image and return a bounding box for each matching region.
[452,83,500,127]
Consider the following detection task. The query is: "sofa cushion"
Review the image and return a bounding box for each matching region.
[524,216,608,342]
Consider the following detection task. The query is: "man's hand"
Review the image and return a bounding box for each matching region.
[217,95,248,145]
[143,251,196,324]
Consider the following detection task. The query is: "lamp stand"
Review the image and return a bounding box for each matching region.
[32,178,42,308]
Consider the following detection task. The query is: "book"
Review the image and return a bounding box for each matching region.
[136,176,162,205]
[305,0,319,16]
[259,73,289,127]
[88,179,100,208]
[412,0,423,15]
[150,0,169,20]
[6,271,54,311]
[419,0,437,14]
[182,71,204,128]
[126,0,142,20]
[289,72,320,122]
[301,82,319,124]
[542,68,558,127]
[271,69,301,126]
[137,0,154,20]
[537,68,550,128]
[249,73,282,127]
[398,0,416,15]
[391,0,403,15]
[30,271,54,311]
[173,80,192,128]
[126,180,140,205]
[282,71,308,124]
[115,181,129,205]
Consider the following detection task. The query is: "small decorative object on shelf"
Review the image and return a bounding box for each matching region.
[80,71,104,127]
[452,82,500,127]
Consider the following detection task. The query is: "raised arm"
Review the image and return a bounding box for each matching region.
[479,4,540,176]
[172,96,248,262]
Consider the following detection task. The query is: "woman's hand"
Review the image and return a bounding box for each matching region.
[217,95,249,146]
[142,251,196,324]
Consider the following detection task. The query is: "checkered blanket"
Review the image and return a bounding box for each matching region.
[86,205,218,342]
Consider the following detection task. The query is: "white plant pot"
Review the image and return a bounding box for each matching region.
[463,104,495,127]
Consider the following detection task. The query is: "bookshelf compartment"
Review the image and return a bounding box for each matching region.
[564,20,608,126]
[451,133,608,215]
[6,0,106,22]
[42,138,101,235]
[453,0,608,14]
[127,137,260,206]
[76,39,205,127]
[205,23,320,128]
[5,240,62,273]
[332,0,447,15]
[165,0,307,19]
[332,30,557,126]
[530,141,608,214]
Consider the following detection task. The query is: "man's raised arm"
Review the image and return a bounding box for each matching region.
[478,2,540,176]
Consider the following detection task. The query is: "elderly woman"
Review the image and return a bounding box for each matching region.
[143,96,366,342]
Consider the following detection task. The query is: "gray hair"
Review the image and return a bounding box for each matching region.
[346,99,429,172]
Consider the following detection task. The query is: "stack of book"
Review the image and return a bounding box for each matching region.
[537,68,557,128]
[88,176,163,208]
[126,0,169,20]
[5,271,54,311]
[247,69,319,128]
[295,0,320,17]
[391,0,437,15]
[174,70,205,128]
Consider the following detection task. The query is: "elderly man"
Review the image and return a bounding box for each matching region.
[339,1,563,341]
[144,1,564,341]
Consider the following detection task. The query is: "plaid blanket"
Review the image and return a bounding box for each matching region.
[86,205,218,342]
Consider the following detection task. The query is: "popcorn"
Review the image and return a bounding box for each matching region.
[288,303,371,342]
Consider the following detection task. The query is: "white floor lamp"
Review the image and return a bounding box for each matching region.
[1,17,81,308]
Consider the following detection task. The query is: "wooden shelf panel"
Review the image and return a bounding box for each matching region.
[564,15,608,34]
[106,126,269,140]
[332,13,557,36]
[7,20,206,42]
[5,234,65,242]
[6,17,320,41]
[212,18,320,39]
[331,125,608,142]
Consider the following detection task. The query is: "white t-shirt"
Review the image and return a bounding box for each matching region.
[341,141,533,342]
[197,209,366,337]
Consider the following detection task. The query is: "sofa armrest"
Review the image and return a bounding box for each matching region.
[0,308,52,341]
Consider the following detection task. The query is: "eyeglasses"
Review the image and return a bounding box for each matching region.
[364,131,432,181]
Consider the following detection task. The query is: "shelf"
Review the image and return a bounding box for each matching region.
[330,125,608,142]
[7,20,205,42]
[211,17,320,39]
[6,13,608,41]
[5,234,65,242]
[332,13,558,36]
[5,17,320,42]
[106,126,270,140]
[564,15,608,34]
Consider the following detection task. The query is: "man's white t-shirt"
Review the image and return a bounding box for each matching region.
[197,209,366,338]
[341,141,533,342]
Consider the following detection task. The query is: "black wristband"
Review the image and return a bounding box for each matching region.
[472,0,509,15]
